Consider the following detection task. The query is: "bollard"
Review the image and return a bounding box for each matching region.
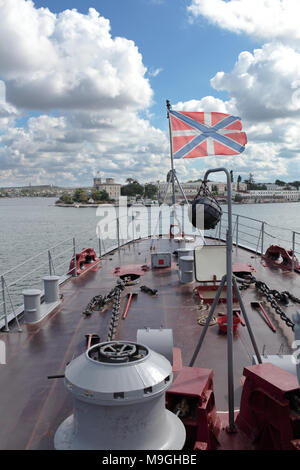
[179,255,195,283]
[23,289,41,323]
[177,248,194,271]
[43,276,60,303]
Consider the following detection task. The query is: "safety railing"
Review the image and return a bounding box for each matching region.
[1,204,299,328]
[0,205,175,326]
[0,225,102,327]
[208,211,300,269]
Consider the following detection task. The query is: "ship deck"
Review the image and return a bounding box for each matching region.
[0,236,299,450]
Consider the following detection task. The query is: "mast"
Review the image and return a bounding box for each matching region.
[166,100,176,205]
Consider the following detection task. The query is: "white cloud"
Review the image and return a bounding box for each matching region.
[0,81,18,121]
[2,0,300,186]
[148,68,163,77]
[0,111,171,186]
[0,0,57,76]
[0,1,169,186]
[0,1,152,111]
[188,0,300,46]
[185,1,300,181]
[174,96,237,114]
[210,43,300,121]
[171,93,300,180]
[172,41,300,182]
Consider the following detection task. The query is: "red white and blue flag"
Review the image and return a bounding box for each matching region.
[169,110,247,159]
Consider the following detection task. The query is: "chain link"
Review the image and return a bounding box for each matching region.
[106,283,124,341]
[255,280,295,330]
[237,274,296,330]
[82,281,125,316]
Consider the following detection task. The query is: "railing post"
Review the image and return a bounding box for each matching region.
[48,250,53,276]
[292,232,296,273]
[73,238,78,277]
[98,236,102,258]
[236,215,239,247]
[148,206,151,238]
[1,276,9,332]
[261,222,265,255]
[218,217,222,240]
[159,210,162,237]
[116,217,120,249]
[132,215,135,241]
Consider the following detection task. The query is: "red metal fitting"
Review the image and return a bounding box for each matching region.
[194,285,238,305]
[217,315,240,334]
[166,366,220,450]
[68,248,100,276]
[263,245,300,271]
[169,224,184,239]
[236,363,300,450]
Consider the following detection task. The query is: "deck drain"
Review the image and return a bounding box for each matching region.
[119,273,140,285]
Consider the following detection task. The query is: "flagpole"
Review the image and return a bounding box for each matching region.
[166,100,176,205]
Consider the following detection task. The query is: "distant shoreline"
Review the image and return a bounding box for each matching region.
[231,199,300,204]
[54,200,300,207]
[55,202,103,207]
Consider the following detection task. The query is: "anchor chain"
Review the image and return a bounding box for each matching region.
[82,281,125,316]
[254,280,295,330]
[106,283,124,341]
[236,274,297,330]
[282,291,300,305]
[140,285,158,296]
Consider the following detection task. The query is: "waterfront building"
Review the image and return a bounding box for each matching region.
[265,184,282,190]
[247,190,300,201]
[93,177,121,200]
[155,180,247,200]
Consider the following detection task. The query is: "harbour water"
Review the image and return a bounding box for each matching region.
[0,197,300,320]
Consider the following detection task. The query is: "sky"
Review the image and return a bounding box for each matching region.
[1,0,300,187]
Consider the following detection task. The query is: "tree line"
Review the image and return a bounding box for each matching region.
[120,178,157,199]
[57,179,158,205]
[57,188,111,205]
[188,172,300,191]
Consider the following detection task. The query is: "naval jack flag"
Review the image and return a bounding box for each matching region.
[169,110,247,159]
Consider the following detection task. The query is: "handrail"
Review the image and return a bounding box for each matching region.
[238,222,262,232]
[6,260,51,289]
[1,207,299,325]
[229,210,300,235]
[47,245,75,263]
[0,247,55,278]
[0,224,99,278]
[231,212,265,224]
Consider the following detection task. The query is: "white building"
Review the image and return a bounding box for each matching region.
[265,184,281,190]
[248,190,300,201]
[93,177,121,200]
[231,182,248,192]
[156,180,247,199]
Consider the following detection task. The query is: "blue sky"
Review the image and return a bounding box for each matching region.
[34,0,257,128]
[1,0,300,187]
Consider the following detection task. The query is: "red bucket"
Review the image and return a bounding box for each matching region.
[217,315,240,334]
